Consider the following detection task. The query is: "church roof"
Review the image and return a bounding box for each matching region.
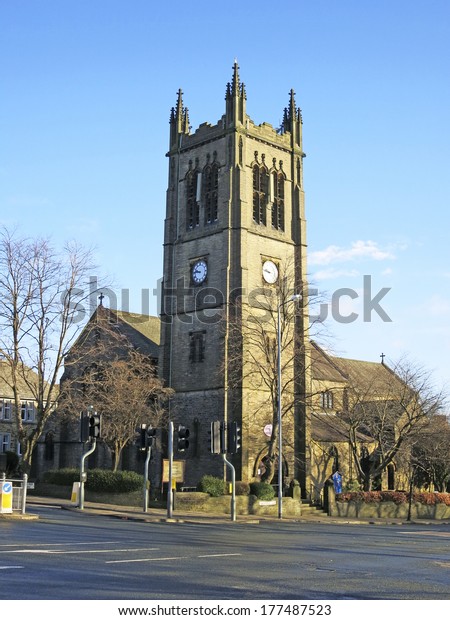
[311,411,372,443]
[115,311,161,347]
[310,341,347,383]
[310,341,397,395]
[330,355,397,397]
[103,308,160,360]
[0,360,52,400]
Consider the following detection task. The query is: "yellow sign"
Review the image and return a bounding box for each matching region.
[162,460,185,483]
[0,481,13,513]
[70,482,80,505]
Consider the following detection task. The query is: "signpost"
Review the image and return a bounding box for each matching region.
[0,480,13,514]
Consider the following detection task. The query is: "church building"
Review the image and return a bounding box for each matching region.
[159,63,311,492]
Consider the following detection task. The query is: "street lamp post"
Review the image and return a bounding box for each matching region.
[277,293,302,519]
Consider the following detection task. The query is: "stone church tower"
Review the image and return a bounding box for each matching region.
[160,64,311,493]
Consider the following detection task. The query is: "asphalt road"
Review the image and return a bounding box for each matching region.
[1,505,449,600]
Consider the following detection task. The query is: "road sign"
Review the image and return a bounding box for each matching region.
[162,459,185,483]
[0,480,13,513]
[264,424,273,438]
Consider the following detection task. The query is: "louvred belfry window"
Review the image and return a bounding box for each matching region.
[186,171,200,229]
[204,163,219,224]
[271,171,285,231]
[253,164,268,225]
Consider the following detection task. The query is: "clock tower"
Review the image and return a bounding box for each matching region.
[159,64,311,492]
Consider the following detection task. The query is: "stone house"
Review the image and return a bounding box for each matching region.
[0,361,56,476]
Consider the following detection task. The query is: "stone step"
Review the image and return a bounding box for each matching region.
[300,503,328,517]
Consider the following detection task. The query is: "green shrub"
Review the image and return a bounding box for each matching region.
[43,468,143,493]
[250,481,275,500]
[343,479,361,492]
[86,469,143,493]
[235,481,250,496]
[197,475,226,497]
[43,468,79,486]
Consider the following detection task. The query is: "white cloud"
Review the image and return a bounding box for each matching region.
[309,240,395,266]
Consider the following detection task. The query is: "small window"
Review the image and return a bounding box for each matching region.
[0,400,12,421]
[1,433,11,453]
[320,391,333,409]
[189,331,206,363]
[21,401,35,423]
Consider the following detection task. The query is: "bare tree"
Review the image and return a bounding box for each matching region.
[226,260,322,485]
[0,227,98,472]
[342,359,446,490]
[410,413,450,492]
[59,310,173,471]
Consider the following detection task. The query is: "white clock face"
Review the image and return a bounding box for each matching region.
[262,260,279,284]
[192,259,208,284]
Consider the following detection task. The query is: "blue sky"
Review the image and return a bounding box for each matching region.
[1,0,449,391]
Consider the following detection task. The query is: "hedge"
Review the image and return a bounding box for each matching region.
[336,491,450,506]
[43,468,143,493]
[197,475,227,497]
[250,481,275,500]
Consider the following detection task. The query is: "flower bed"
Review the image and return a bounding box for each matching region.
[336,491,450,506]
[330,490,450,519]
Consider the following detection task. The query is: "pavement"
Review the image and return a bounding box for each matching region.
[3,495,449,526]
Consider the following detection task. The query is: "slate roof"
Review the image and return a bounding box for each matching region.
[311,341,398,396]
[311,411,373,443]
[0,361,52,400]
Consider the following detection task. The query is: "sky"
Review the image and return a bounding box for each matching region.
[1,0,449,392]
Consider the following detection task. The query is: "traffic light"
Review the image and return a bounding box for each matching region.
[177,424,190,451]
[220,421,227,454]
[139,424,147,450]
[209,420,221,454]
[146,426,157,448]
[80,413,90,442]
[140,424,157,450]
[227,421,241,454]
[89,412,102,439]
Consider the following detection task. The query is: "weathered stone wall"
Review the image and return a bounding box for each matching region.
[327,486,450,520]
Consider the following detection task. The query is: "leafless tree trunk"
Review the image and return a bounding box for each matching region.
[226,259,323,484]
[59,314,173,471]
[0,227,99,472]
[343,359,446,490]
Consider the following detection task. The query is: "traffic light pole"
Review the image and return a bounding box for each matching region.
[143,445,152,513]
[79,438,96,510]
[222,454,236,522]
[167,421,174,519]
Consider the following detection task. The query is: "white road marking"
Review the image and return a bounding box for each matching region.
[106,553,242,565]
[0,541,119,549]
[0,566,24,570]
[106,556,188,564]
[8,547,159,555]
[197,553,242,558]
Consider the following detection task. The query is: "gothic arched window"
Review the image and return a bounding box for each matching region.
[189,331,206,363]
[203,163,219,224]
[271,171,285,231]
[253,164,268,225]
[186,171,200,229]
[321,390,334,409]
